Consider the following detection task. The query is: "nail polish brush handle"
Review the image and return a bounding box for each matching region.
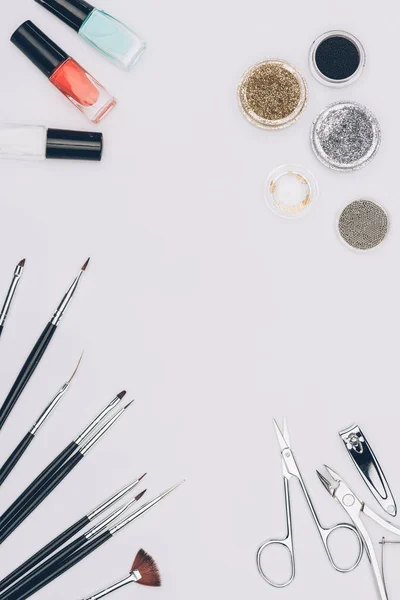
[0,440,78,530]
[0,323,56,429]
[0,451,84,544]
[3,532,112,600]
[0,433,34,486]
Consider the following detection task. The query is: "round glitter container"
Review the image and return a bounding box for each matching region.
[238,60,308,130]
[311,101,381,171]
[309,31,365,87]
[265,165,318,219]
[338,199,389,251]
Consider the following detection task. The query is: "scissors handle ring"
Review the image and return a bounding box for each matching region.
[323,523,364,573]
[256,538,295,588]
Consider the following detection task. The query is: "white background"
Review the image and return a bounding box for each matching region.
[0,0,399,599]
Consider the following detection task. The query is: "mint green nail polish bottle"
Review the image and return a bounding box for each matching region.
[35,0,146,71]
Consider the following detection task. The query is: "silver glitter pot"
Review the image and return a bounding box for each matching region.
[310,101,381,171]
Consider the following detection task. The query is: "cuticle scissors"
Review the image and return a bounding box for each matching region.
[256,419,364,587]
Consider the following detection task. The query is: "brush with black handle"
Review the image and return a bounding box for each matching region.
[0,474,146,594]
[0,483,183,600]
[0,258,89,431]
[0,390,126,533]
[0,259,25,339]
[0,399,133,544]
[0,355,82,487]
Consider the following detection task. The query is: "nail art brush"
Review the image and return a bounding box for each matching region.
[0,258,90,431]
[0,391,126,532]
[0,474,146,594]
[0,400,133,544]
[0,355,83,487]
[2,483,183,600]
[0,260,25,339]
[80,549,161,600]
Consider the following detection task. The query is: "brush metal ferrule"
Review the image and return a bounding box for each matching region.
[75,394,123,446]
[86,494,139,539]
[82,572,141,600]
[80,407,125,456]
[88,478,141,522]
[29,382,69,435]
[50,269,84,326]
[0,263,24,327]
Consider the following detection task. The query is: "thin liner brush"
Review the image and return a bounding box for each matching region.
[0,258,90,430]
[0,259,25,339]
[2,483,183,600]
[0,391,126,532]
[0,354,83,487]
[80,549,161,599]
[0,401,134,544]
[0,474,146,594]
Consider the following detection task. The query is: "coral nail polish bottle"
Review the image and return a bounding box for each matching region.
[11,21,116,123]
[35,0,145,71]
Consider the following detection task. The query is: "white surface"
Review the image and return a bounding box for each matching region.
[0,1,399,599]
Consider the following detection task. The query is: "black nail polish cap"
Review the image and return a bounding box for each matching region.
[11,21,69,78]
[46,129,103,161]
[34,0,94,32]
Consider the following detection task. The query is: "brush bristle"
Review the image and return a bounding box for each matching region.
[81,257,90,271]
[135,489,147,502]
[117,391,127,399]
[131,550,161,587]
[18,259,26,267]
[139,473,147,481]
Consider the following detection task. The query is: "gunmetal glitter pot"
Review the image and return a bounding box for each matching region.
[338,200,389,251]
[311,101,381,171]
[238,60,308,130]
[265,165,318,219]
[309,31,365,87]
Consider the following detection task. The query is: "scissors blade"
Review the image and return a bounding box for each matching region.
[316,470,335,496]
[283,417,291,447]
[273,419,290,451]
[324,465,342,483]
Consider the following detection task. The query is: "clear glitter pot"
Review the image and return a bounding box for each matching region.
[311,101,381,171]
[238,59,308,130]
[338,199,389,251]
[265,165,318,219]
[309,30,365,87]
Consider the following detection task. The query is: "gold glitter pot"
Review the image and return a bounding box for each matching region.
[238,60,308,129]
[265,165,318,218]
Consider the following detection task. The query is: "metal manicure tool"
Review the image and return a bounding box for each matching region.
[339,424,397,517]
[317,465,400,600]
[256,419,363,587]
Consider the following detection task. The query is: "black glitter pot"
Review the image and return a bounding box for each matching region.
[309,31,365,87]
[311,101,381,171]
